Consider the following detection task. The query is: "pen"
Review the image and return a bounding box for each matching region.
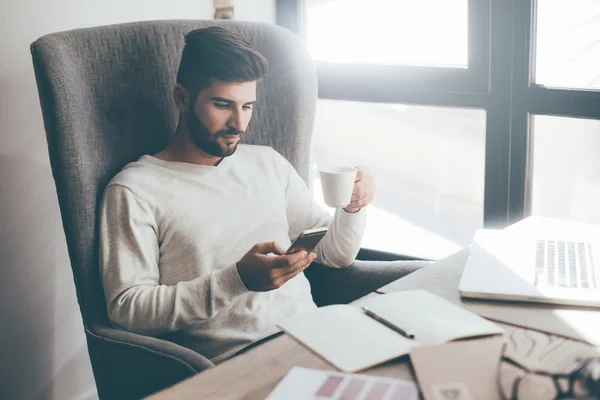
[362,306,415,339]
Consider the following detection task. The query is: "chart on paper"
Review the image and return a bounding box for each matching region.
[266,367,419,400]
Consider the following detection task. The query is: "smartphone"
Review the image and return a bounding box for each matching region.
[285,227,328,255]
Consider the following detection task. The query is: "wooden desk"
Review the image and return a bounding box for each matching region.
[147,251,599,400]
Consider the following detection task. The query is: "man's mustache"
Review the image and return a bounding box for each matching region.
[217,128,243,137]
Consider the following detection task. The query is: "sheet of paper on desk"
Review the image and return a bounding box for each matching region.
[265,367,419,400]
[277,289,504,372]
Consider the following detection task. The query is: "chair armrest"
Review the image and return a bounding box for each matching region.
[87,323,214,399]
[305,259,433,307]
[356,247,433,262]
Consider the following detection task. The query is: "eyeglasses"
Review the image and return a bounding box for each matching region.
[497,349,600,400]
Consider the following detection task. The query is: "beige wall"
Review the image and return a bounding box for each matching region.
[0,1,275,399]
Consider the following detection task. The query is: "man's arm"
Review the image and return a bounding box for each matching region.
[99,184,249,336]
[272,150,367,268]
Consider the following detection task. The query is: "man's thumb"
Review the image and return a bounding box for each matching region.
[255,241,284,255]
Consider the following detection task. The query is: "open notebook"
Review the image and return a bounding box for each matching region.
[278,289,504,372]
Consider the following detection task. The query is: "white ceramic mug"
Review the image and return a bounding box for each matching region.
[319,166,357,208]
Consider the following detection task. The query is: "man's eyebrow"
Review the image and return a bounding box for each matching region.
[210,97,256,105]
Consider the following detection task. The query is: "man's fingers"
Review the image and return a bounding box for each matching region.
[254,241,284,255]
[354,166,369,181]
[351,183,375,199]
[279,263,309,284]
[281,252,316,278]
[352,175,374,190]
[272,242,285,255]
[271,251,315,277]
[348,195,374,209]
[267,250,308,269]
[287,250,311,265]
[351,178,374,198]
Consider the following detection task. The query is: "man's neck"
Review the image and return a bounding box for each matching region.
[155,126,223,166]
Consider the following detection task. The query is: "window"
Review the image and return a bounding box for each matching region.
[278,0,600,259]
[306,0,468,67]
[293,0,490,96]
[531,116,600,224]
[535,0,600,90]
[311,100,486,259]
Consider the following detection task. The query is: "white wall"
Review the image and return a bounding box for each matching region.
[0,1,275,399]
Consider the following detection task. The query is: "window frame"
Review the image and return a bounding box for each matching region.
[510,0,600,223]
[279,0,491,95]
[276,0,600,230]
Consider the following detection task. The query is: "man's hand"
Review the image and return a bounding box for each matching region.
[236,241,317,292]
[344,166,375,213]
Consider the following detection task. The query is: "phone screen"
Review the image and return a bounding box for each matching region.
[286,231,327,255]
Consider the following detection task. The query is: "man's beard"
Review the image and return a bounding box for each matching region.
[186,110,242,158]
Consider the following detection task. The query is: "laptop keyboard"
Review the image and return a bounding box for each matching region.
[535,240,596,289]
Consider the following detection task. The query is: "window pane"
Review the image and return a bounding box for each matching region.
[535,0,600,90]
[305,0,468,67]
[310,100,486,260]
[531,116,600,224]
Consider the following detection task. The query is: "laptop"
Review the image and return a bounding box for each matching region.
[458,217,600,308]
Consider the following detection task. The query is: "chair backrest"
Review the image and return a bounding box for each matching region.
[31,20,317,327]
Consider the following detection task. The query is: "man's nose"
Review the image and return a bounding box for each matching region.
[227,109,244,131]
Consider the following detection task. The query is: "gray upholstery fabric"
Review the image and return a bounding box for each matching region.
[31,19,425,399]
[306,260,432,307]
[86,323,213,399]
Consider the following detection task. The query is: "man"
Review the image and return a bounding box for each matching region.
[99,26,375,363]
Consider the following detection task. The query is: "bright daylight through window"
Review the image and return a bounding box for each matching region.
[307,0,600,259]
[536,0,600,90]
[532,116,600,225]
[306,0,468,67]
[306,0,477,260]
[310,101,486,260]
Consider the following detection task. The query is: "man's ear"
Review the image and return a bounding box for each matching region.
[173,84,190,113]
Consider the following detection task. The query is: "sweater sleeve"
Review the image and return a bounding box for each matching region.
[273,150,367,268]
[99,184,249,336]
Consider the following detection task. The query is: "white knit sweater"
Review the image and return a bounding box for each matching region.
[99,144,366,362]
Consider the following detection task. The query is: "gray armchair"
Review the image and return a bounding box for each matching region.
[31,20,430,400]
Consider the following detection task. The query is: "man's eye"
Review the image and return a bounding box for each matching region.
[243,105,253,110]
[214,103,229,109]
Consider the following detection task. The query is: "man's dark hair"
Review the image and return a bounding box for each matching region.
[176,26,269,98]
